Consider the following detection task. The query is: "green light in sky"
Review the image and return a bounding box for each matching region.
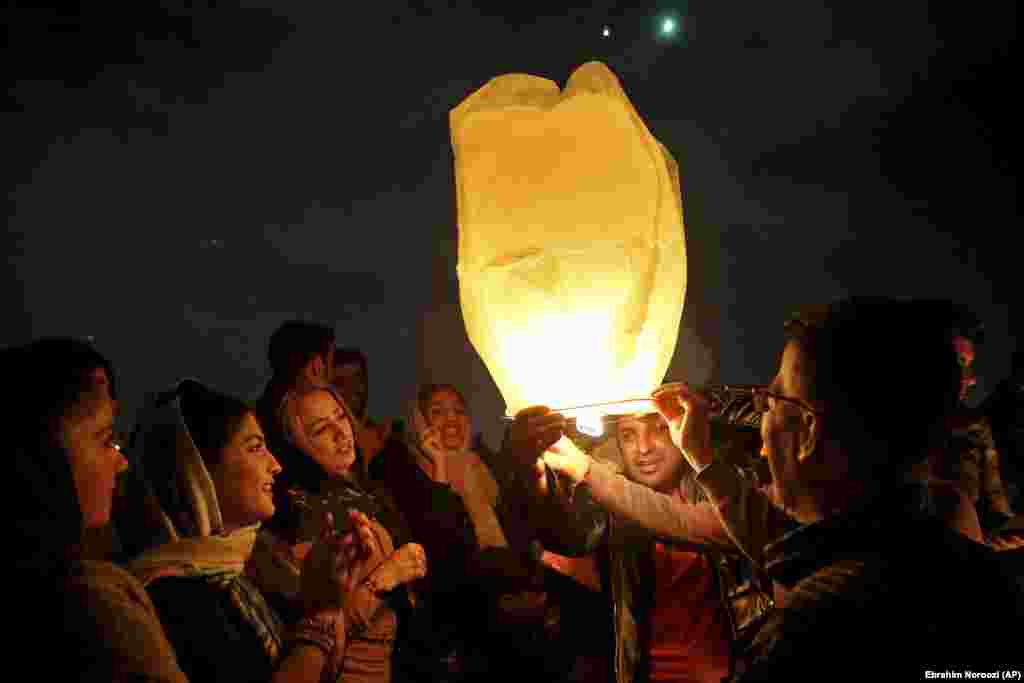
[661,17,677,36]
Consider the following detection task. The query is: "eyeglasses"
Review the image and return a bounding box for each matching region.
[745,387,822,416]
[695,383,821,416]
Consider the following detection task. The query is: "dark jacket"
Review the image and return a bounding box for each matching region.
[740,483,1024,680]
[580,467,773,683]
[147,574,276,683]
[936,409,1013,532]
[369,437,549,680]
[577,455,797,683]
[982,376,1024,509]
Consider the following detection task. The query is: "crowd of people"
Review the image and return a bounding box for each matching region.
[9,297,1023,683]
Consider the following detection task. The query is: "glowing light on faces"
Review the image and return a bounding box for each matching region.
[65,396,127,529]
[296,391,356,478]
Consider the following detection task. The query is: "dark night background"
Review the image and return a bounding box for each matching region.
[5,2,1019,446]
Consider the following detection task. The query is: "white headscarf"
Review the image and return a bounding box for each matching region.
[126,382,282,661]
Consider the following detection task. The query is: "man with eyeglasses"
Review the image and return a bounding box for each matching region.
[516,297,1021,678]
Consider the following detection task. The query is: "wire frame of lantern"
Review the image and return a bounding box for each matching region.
[500,383,768,438]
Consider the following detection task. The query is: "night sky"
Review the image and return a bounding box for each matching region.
[6,2,1019,446]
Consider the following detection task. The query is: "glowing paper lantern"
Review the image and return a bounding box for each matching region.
[450,61,686,434]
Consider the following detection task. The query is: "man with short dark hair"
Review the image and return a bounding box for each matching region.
[544,411,762,683]
[257,320,336,446]
[331,347,393,467]
[535,298,1022,677]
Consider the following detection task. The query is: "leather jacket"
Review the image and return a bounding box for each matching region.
[599,474,773,683]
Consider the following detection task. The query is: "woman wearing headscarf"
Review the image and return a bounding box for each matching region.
[6,337,187,683]
[125,379,375,683]
[375,383,583,679]
[248,382,427,683]
[407,384,511,549]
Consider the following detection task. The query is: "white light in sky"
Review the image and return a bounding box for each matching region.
[602,26,611,38]
[661,18,677,35]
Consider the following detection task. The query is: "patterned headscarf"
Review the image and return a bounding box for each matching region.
[127,380,283,663]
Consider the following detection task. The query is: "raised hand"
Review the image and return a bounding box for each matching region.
[503,406,567,470]
[386,542,428,586]
[300,512,356,616]
[345,510,385,590]
[364,542,427,594]
[419,426,448,482]
[541,435,591,483]
[652,382,714,470]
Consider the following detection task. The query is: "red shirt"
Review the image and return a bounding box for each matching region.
[648,541,731,683]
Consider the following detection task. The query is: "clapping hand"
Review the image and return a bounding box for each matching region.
[371,543,428,592]
[345,510,385,589]
[300,512,360,616]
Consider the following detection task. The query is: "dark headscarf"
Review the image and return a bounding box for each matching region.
[6,338,115,576]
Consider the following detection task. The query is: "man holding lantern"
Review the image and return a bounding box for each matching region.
[516,298,1022,678]
[534,408,773,683]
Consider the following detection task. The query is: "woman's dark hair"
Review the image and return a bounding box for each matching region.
[417,383,467,422]
[7,337,117,573]
[176,379,255,466]
[12,337,117,447]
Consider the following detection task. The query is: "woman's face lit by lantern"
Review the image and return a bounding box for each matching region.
[425,389,471,452]
[294,390,357,478]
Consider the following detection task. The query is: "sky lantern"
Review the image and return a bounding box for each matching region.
[450,61,686,435]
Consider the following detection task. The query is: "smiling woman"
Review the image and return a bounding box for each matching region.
[6,338,187,682]
[177,381,283,532]
[125,379,364,683]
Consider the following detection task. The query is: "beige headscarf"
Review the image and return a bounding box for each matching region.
[126,382,282,661]
[406,391,509,549]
